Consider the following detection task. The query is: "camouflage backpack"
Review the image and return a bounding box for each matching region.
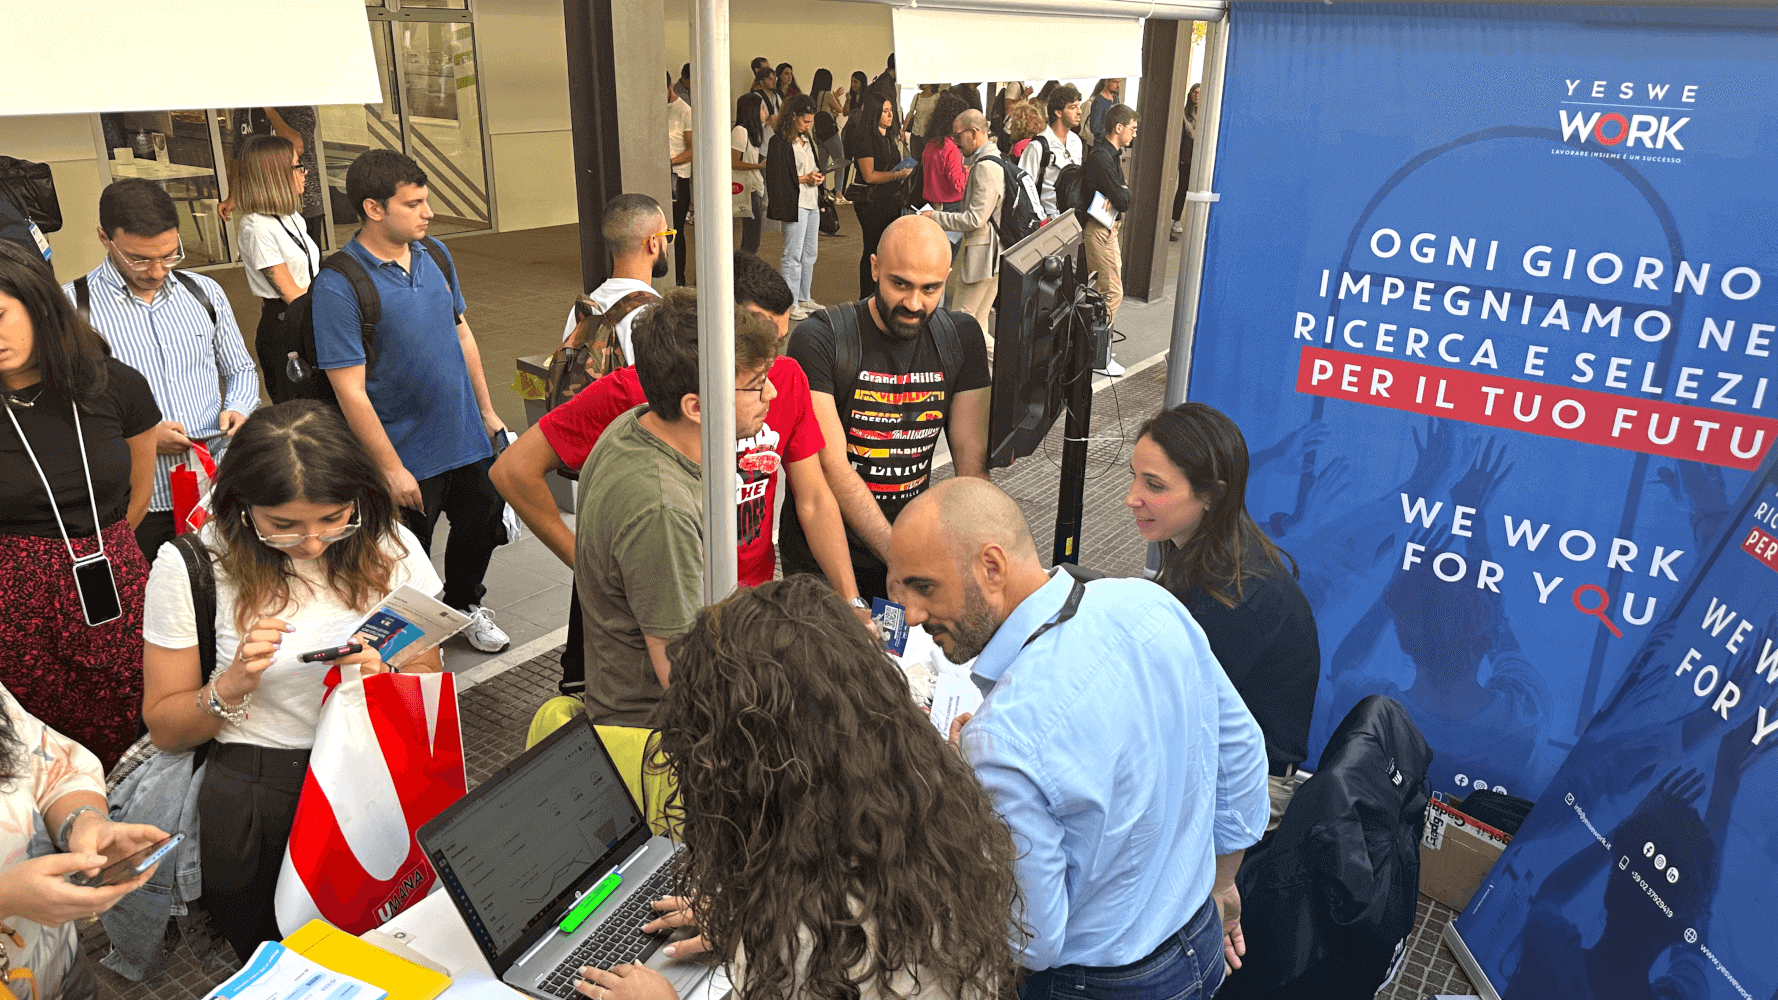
[544,289,657,412]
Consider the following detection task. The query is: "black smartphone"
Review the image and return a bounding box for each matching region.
[72,554,122,627]
[298,641,364,663]
[68,833,184,888]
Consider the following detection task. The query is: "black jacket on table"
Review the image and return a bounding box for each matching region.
[764,133,801,224]
[1078,140,1129,224]
[1217,696,1432,1000]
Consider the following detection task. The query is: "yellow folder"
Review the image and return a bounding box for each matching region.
[282,919,453,1000]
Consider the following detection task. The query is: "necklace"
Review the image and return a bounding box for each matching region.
[2,383,47,409]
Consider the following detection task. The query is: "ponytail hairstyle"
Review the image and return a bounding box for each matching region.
[207,400,404,634]
[1137,402,1292,607]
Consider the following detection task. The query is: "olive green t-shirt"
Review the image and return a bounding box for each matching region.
[575,406,704,725]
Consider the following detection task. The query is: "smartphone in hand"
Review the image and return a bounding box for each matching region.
[68,833,185,888]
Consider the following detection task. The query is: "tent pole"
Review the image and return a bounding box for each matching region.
[1163,13,1230,409]
[694,0,738,605]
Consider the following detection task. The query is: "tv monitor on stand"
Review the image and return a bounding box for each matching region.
[985,212,1112,565]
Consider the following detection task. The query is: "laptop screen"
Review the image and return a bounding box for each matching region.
[423,717,647,959]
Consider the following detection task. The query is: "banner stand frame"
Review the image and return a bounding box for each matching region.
[1442,922,1501,1000]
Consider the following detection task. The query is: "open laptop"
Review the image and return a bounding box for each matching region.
[417,714,713,1000]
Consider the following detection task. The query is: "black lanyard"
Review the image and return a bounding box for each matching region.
[1021,574,1086,650]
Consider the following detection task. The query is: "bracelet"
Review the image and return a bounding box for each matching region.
[56,805,105,853]
[198,675,253,725]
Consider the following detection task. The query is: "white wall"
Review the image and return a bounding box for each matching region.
[0,115,107,278]
[477,0,579,232]
[662,0,895,118]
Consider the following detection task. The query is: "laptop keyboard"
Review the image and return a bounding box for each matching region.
[535,864,683,998]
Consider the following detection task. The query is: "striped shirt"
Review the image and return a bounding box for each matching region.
[63,258,260,511]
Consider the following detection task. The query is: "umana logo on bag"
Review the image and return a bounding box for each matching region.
[1556,78,1695,150]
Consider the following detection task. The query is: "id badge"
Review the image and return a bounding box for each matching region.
[72,553,122,627]
[27,221,51,262]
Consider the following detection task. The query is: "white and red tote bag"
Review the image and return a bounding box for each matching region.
[275,666,467,935]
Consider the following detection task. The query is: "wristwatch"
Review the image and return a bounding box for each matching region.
[850,597,870,612]
[56,805,105,853]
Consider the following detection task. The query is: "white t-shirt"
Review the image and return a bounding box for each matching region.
[668,98,694,179]
[142,523,443,750]
[559,278,661,362]
[791,136,820,210]
[731,125,764,193]
[1018,129,1085,219]
[238,212,321,300]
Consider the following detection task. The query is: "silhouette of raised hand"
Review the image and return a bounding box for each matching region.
[1401,418,1458,499]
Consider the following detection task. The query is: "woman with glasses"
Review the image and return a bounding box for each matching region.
[0,241,160,771]
[140,399,443,960]
[234,134,321,382]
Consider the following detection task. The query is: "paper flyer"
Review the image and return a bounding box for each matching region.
[203,939,387,1000]
[356,586,471,669]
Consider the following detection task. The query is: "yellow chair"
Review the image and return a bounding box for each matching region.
[527,697,676,836]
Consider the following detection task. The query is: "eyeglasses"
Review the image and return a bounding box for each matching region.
[244,508,362,548]
[110,237,186,272]
[650,229,679,246]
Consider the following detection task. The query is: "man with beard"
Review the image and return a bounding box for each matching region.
[556,192,667,362]
[886,476,1268,1000]
[782,214,991,602]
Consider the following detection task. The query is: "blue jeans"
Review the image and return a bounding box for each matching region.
[779,203,820,301]
[1018,897,1224,1000]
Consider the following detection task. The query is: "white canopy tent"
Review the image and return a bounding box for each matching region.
[0,0,381,115]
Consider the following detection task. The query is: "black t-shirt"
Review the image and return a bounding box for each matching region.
[780,299,992,574]
[846,127,903,200]
[0,358,161,539]
[1165,544,1321,769]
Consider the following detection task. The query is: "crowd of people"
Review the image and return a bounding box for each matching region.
[670,55,1144,373]
[0,54,1314,1000]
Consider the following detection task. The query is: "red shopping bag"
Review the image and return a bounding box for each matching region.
[274,667,467,935]
[170,443,216,535]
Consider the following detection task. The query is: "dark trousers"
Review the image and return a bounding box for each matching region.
[738,192,763,255]
[856,196,899,298]
[399,456,504,611]
[1018,895,1224,1000]
[134,511,178,565]
[559,581,586,696]
[199,743,312,961]
[672,174,692,286]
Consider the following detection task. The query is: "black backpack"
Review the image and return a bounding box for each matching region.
[261,236,459,405]
[1033,133,1086,214]
[820,304,964,414]
[981,154,1042,246]
[814,110,839,144]
[75,269,218,330]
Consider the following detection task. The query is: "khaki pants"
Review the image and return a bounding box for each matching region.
[1267,769,1304,834]
[1083,217,1124,325]
[955,274,997,353]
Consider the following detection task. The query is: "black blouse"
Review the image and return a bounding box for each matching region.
[0,358,160,539]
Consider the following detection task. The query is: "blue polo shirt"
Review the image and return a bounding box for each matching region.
[312,237,491,481]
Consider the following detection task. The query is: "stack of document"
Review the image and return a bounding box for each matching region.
[205,921,452,1000]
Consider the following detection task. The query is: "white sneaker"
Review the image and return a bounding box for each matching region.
[464,605,510,653]
[799,299,823,314]
[1170,222,1184,234]
[1096,354,1126,377]
[788,304,812,321]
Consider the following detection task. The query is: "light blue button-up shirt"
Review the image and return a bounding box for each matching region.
[962,569,1269,972]
[63,259,259,511]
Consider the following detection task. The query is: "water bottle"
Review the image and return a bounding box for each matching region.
[285,352,310,384]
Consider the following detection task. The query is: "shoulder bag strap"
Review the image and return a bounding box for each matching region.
[172,272,219,328]
[171,533,218,685]
[927,309,963,386]
[321,251,382,375]
[825,305,863,420]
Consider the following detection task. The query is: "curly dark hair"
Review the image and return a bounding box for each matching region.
[650,575,1025,1000]
[923,91,969,142]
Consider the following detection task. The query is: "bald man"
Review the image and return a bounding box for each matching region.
[781,214,992,602]
[888,478,1268,1000]
[924,109,1008,342]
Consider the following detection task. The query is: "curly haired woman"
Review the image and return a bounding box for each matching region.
[574,574,1024,1000]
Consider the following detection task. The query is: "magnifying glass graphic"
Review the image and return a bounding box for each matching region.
[1572,584,1624,637]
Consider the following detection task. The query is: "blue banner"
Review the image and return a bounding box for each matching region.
[1192,3,1778,800]
[1453,452,1778,999]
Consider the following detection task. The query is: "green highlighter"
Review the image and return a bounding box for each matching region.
[560,871,623,933]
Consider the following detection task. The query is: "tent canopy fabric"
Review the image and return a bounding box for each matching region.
[1,0,381,117]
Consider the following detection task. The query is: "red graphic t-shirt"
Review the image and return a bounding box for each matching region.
[537,355,822,586]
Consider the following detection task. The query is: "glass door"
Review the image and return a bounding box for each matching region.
[324,6,493,247]
[98,110,231,267]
